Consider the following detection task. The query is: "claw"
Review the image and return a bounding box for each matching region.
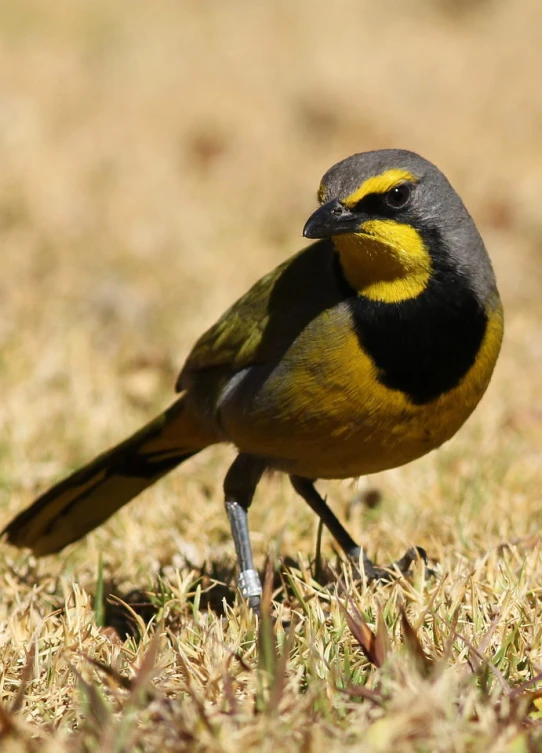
[392,546,428,574]
[348,545,430,583]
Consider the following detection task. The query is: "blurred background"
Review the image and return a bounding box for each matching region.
[0,0,540,580]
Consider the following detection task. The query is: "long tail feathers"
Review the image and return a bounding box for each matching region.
[2,396,207,556]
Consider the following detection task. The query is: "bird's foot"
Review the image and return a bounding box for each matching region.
[348,545,429,583]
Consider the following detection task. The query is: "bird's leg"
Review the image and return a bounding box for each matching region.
[290,476,427,582]
[224,453,266,611]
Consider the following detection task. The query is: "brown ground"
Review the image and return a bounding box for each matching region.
[0,1,542,750]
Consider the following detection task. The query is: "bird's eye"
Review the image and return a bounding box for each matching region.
[385,183,412,209]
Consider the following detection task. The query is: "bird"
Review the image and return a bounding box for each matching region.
[2,149,503,611]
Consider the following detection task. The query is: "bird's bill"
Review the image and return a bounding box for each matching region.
[303,199,361,239]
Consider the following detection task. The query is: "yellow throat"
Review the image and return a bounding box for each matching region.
[333,220,432,303]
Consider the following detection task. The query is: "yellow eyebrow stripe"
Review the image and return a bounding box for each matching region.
[317,181,327,204]
[343,169,417,208]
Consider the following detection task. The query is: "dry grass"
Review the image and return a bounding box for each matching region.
[1,0,542,750]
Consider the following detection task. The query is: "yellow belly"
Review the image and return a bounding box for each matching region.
[219,303,503,479]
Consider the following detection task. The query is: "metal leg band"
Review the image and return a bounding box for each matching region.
[237,568,262,599]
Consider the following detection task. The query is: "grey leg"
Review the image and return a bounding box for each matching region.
[224,454,266,611]
[290,475,427,581]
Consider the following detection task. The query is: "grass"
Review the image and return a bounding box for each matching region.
[1,0,542,750]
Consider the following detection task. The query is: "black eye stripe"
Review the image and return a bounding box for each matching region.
[353,194,381,213]
[353,182,414,214]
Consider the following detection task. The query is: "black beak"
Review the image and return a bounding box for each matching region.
[303,199,360,239]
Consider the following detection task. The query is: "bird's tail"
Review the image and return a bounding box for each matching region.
[2,394,214,556]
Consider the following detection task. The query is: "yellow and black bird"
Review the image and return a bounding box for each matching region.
[2,149,503,609]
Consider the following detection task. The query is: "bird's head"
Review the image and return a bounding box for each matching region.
[303,149,491,303]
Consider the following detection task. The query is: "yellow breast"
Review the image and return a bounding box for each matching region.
[219,301,503,479]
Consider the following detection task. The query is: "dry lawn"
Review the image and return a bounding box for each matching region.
[1,1,542,750]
